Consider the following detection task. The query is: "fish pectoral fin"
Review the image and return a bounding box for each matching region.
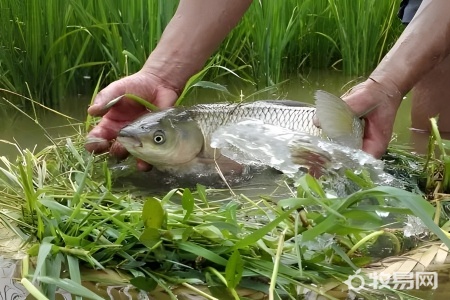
[314,90,363,149]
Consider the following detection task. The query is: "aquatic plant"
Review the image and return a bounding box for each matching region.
[0,125,449,299]
[423,117,450,195]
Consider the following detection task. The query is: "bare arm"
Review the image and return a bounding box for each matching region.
[142,0,253,92]
[370,0,450,98]
[343,0,450,158]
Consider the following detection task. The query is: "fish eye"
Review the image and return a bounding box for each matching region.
[153,130,166,144]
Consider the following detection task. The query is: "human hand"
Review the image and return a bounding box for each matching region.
[85,70,180,171]
[341,79,403,158]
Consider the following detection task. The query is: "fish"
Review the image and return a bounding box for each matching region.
[116,90,364,175]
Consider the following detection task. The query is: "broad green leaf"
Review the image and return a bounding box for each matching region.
[67,255,81,284]
[208,222,240,236]
[182,188,194,221]
[140,228,161,249]
[341,210,382,227]
[142,198,165,229]
[194,225,224,242]
[39,199,79,217]
[303,174,326,198]
[345,169,374,188]
[45,253,64,299]
[130,276,158,292]
[21,278,48,300]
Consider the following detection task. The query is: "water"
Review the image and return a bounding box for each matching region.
[210,119,385,178]
[0,70,415,159]
[0,95,90,158]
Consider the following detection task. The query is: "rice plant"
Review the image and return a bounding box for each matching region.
[327,0,402,75]
[0,0,178,106]
[0,0,96,105]
[0,0,403,106]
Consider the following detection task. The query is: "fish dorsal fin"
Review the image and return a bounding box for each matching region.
[314,90,363,149]
[256,100,314,107]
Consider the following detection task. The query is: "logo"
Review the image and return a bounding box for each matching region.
[344,269,438,291]
[344,269,366,292]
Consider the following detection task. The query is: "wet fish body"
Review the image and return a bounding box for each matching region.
[117,91,364,175]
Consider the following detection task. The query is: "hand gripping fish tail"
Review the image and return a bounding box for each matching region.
[314,90,364,149]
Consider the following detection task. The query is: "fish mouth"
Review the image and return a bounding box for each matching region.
[117,131,143,148]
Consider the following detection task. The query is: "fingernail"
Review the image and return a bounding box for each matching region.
[103,95,124,110]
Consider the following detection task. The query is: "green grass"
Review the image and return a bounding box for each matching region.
[0,126,449,299]
[0,0,402,106]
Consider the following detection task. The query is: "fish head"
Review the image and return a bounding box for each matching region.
[117,109,205,166]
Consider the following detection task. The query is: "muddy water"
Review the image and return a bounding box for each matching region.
[0,70,435,299]
[0,70,416,159]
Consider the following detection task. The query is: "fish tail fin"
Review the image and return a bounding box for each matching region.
[314,90,364,149]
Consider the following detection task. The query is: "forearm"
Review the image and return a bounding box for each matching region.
[142,0,253,92]
[369,0,450,98]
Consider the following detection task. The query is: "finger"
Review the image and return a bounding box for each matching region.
[362,138,387,159]
[88,79,128,117]
[85,137,111,154]
[109,141,129,160]
[85,118,130,153]
[360,120,389,159]
[137,159,153,172]
[341,95,370,117]
[152,88,180,109]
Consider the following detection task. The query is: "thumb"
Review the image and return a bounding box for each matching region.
[88,78,128,117]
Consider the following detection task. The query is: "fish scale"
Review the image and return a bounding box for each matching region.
[190,101,321,140]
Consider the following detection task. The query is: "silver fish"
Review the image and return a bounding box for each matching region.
[117,90,364,175]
